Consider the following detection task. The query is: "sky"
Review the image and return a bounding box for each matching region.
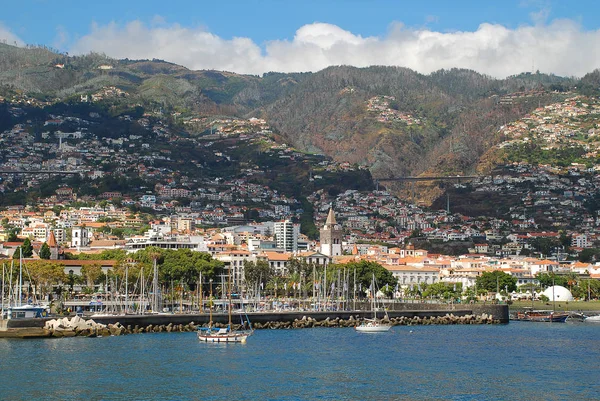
[1,0,600,78]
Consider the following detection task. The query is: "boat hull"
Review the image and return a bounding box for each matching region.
[355,320,392,332]
[515,311,569,323]
[197,331,252,343]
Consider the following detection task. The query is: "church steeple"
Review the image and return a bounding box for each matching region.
[325,207,337,226]
[320,208,342,257]
[47,230,59,260]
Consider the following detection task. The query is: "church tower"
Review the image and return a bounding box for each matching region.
[320,208,343,256]
[47,230,59,260]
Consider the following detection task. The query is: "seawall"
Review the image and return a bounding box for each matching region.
[1,303,508,332]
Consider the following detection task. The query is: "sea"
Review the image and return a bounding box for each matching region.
[1,322,599,401]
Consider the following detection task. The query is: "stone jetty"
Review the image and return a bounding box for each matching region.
[43,316,199,337]
[252,313,499,329]
[38,312,500,338]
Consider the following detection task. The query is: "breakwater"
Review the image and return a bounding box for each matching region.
[0,304,507,338]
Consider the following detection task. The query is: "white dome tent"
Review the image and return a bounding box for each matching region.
[541,285,574,302]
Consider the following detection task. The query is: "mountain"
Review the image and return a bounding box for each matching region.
[0,43,583,203]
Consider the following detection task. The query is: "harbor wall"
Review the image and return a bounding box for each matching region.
[2,303,508,330]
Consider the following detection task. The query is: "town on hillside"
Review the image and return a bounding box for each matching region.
[3,90,600,308]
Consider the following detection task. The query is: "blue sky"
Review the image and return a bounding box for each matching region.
[1,0,600,77]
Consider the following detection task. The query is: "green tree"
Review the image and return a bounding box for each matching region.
[39,242,51,259]
[25,260,66,297]
[529,237,560,257]
[535,272,568,288]
[422,282,462,300]
[80,263,104,288]
[579,248,600,263]
[99,200,109,211]
[475,270,517,293]
[329,260,396,297]
[243,260,274,292]
[7,229,19,242]
[21,238,33,257]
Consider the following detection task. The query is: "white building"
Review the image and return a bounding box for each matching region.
[274,220,300,252]
[572,234,591,248]
[71,226,91,248]
[385,265,440,287]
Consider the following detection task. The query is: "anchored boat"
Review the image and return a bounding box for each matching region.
[355,274,391,333]
[197,274,253,343]
[514,308,569,323]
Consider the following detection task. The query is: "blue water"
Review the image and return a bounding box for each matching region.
[1,322,599,401]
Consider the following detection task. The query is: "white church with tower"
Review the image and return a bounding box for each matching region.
[320,208,343,257]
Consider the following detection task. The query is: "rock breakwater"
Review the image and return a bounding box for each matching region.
[42,313,499,337]
[253,313,499,329]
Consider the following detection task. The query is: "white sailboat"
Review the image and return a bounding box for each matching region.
[355,274,392,333]
[197,273,253,343]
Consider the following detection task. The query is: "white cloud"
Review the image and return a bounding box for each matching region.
[64,19,600,78]
[53,25,69,50]
[0,23,24,46]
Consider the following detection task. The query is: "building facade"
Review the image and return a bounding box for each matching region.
[274,219,299,252]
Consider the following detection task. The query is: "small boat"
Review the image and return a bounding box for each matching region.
[197,324,253,343]
[197,275,253,343]
[3,304,48,320]
[514,309,569,323]
[584,315,600,323]
[355,274,392,333]
[355,318,392,333]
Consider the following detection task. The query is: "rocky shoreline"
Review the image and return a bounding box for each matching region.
[41,313,501,338]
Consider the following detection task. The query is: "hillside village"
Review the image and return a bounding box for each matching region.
[2,90,600,298]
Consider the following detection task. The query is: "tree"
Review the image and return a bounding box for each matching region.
[475,270,517,293]
[329,260,397,297]
[22,238,33,257]
[7,229,18,242]
[24,260,66,298]
[244,260,274,292]
[99,200,109,211]
[579,248,600,263]
[13,237,33,259]
[535,272,568,288]
[422,282,462,300]
[39,242,51,259]
[80,263,104,288]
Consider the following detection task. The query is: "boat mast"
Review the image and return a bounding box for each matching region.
[140,266,144,315]
[18,247,23,307]
[1,263,5,317]
[372,273,376,319]
[152,257,159,313]
[125,264,129,314]
[227,263,232,328]
[208,278,213,328]
[8,260,14,307]
[198,271,202,313]
[353,268,356,311]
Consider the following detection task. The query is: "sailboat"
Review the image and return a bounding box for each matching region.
[355,274,392,333]
[197,273,253,343]
[4,249,47,320]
